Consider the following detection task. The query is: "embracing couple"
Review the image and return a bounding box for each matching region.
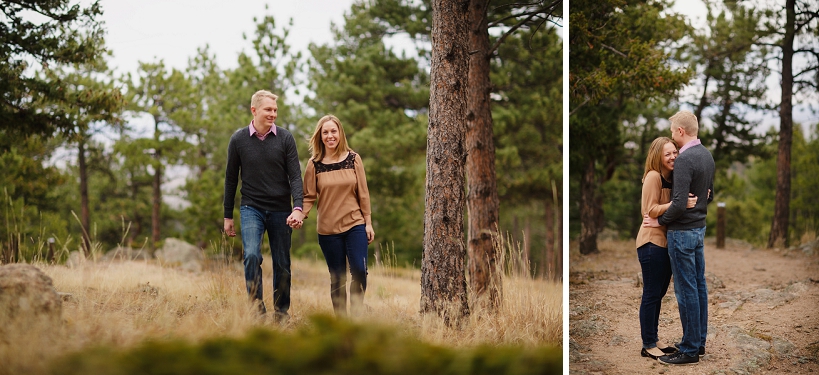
[636,110,715,365]
[223,90,375,322]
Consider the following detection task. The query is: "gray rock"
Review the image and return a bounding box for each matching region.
[155,238,203,272]
[608,335,629,346]
[772,336,796,356]
[0,264,62,323]
[706,271,725,289]
[570,314,610,338]
[726,325,772,374]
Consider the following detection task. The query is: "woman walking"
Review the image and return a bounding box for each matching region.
[294,114,374,316]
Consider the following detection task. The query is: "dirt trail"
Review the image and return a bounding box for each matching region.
[569,238,819,375]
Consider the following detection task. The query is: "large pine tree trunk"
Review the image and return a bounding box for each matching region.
[466,0,501,311]
[78,139,92,255]
[769,0,794,249]
[579,160,600,254]
[421,0,471,324]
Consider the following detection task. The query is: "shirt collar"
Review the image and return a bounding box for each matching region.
[679,139,701,154]
[249,120,277,139]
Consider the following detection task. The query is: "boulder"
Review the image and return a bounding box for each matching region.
[155,238,203,272]
[0,264,62,322]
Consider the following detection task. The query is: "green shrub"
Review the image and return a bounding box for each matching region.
[50,315,562,375]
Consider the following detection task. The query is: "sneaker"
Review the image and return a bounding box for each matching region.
[658,352,699,365]
[658,346,678,354]
[673,343,705,355]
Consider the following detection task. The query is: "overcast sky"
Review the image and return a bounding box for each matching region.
[94,0,813,135]
[98,0,355,79]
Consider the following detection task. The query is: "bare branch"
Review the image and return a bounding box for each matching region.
[569,98,590,116]
[488,12,539,56]
[489,9,543,28]
[794,79,819,90]
[601,43,627,58]
[794,65,819,78]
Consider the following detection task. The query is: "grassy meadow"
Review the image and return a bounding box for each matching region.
[1,248,562,375]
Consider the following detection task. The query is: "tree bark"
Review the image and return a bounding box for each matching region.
[78,139,92,255]
[769,0,794,249]
[421,0,471,324]
[465,0,501,311]
[579,160,600,254]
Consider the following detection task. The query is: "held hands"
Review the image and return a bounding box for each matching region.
[287,210,305,229]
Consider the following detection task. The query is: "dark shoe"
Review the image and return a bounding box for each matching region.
[256,301,267,315]
[673,343,705,355]
[659,346,678,354]
[658,352,699,365]
[641,348,660,360]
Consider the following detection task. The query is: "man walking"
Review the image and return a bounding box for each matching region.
[644,110,715,365]
[224,90,304,320]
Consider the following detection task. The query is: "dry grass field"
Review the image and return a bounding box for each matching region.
[1,253,561,375]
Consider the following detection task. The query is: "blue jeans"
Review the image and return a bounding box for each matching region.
[667,226,708,356]
[239,206,292,315]
[637,242,673,349]
[318,224,369,316]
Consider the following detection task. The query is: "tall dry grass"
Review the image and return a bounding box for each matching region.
[0,239,561,375]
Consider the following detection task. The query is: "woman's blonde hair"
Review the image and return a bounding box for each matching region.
[309,114,351,162]
[642,137,677,183]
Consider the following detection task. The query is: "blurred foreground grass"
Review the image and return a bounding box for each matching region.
[1,257,561,375]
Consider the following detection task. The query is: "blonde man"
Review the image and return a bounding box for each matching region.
[223,90,304,320]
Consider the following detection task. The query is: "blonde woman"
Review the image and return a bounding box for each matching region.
[636,137,696,359]
[290,115,374,316]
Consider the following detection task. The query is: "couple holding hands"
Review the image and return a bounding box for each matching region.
[223,90,374,321]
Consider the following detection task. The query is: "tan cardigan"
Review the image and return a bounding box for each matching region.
[636,170,672,249]
[302,151,372,235]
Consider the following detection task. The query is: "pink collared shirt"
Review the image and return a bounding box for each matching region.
[249,120,277,141]
[679,139,701,154]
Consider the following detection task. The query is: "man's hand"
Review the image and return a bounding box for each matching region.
[224,218,236,237]
[365,224,375,244]
[642,214,661,228]
[287,210,305,229]
[687,193,698,208]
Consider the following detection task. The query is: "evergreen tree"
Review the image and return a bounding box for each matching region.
[569,0,692,254]
[306,3,430,261]
[0,0,111,136]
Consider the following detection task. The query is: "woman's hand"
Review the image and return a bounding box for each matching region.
[365,224,375,244]
[686,193,698,209]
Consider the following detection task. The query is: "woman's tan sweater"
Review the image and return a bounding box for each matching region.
[636,170,672,249]
[302,151,372,235]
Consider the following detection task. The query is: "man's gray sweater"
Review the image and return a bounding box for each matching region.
[658,143,715,230]
[223,126,303,219]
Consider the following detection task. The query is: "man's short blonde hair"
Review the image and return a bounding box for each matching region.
[669,110,699,137]
[250,90,278,109]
